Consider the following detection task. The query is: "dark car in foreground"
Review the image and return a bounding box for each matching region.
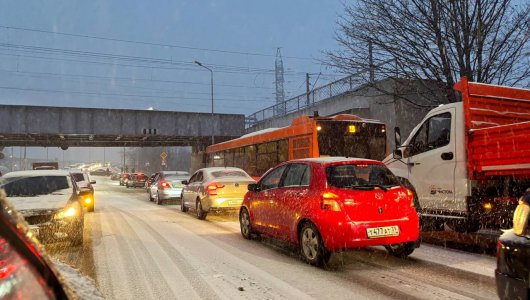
[0,189,103,299]
[240,157,420,266]
[0,189,72,299]
[0,170,85,246]
[496,190,530,300]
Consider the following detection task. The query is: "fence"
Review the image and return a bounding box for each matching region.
[246,60,394,128]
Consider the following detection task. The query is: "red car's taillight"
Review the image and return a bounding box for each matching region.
[207,184,225,196]
[321,192,341,211]
[406,189,415,207]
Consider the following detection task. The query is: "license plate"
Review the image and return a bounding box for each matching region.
[228,200,241,205]
[366,226,399,238]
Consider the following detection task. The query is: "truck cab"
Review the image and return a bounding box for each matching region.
[384,103,469,228]
[384,78,530,232]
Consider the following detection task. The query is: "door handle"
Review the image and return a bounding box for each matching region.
[441,152,454,160]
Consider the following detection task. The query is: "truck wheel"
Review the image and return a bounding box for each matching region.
[421,218,444,232]
[449,219,481,233]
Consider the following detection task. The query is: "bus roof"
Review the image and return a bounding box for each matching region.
[207,114,383,153]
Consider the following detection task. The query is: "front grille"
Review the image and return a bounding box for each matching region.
[24,214,55,225]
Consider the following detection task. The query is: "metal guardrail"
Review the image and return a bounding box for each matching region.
[246,60,394,128]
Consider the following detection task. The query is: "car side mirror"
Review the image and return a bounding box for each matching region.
[393,149,403,160]
[394,127,401,148]
[181,180,188,185]
[90,180,96,185]
[248,183,260,192]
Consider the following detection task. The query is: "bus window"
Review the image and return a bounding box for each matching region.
[257,142,278,174]
[317,121,386,160]
[225,150,234,167]
[246,145,257,176]
[213,151,224,167]
[234,147,245,169]
[291,137,311,159]
[278,139,288,163]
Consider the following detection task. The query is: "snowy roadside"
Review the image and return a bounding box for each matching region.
[52,259,105,300]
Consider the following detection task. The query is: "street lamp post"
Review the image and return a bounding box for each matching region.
[194,61,215,146]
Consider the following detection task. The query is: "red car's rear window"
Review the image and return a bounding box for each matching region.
[326,164,400,189]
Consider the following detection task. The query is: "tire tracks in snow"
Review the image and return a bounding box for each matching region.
[109,205,221,299]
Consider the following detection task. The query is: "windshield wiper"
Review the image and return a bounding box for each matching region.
[344,183,388,192]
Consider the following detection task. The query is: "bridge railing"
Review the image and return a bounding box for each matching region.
[246,60,394,128]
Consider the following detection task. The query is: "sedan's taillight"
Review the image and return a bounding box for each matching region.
[159,181,171,189]
[207,184,225,196]
[321,192,341,211]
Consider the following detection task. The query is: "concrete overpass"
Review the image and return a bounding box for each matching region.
[246,78,447,150]
[0,105,245,148]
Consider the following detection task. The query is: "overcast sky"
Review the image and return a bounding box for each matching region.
[0,1,344,115]
[0,1,345,163]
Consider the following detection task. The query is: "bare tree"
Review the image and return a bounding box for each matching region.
[326,0,530,103]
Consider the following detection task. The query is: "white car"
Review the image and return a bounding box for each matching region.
[149,172,189,205]
[181,167,255,220]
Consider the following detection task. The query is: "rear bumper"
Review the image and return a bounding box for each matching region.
[159,189,183,200]
[319,212,420,252]
[206,197,244,212]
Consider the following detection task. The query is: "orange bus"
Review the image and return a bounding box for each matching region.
[206,114,387,177]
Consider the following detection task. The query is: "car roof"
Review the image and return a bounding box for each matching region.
[200,167,246,172]
[3,170,71,178]
[291,157,383,165]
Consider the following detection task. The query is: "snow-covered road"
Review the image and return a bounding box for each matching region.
[48,177,498,299]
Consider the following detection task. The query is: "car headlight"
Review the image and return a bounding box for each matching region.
[84,197,93,204]
[513,201,529,236]
[54,207,78,220]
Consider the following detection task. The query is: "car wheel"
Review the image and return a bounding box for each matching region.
[299,222,331,266]
[385,242,415,258]
[181,198,188,212]
[196,199,207,220]
[156,193,163,205]
[239,208,254,240]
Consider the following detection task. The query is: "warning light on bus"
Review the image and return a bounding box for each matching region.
[347,125,357,133]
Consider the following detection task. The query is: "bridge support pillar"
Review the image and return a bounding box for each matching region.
[191,144,207,173]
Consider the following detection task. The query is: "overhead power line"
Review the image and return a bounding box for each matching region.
[0,85,273,103]
[0,68,275,90]
[0,25,314,61]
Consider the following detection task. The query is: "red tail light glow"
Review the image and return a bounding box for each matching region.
[207,183,225,196]
[159,181,171,189]
[321,192,341,211]
[406,189,415,207]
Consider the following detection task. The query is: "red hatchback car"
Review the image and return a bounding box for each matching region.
[239,157,420,266]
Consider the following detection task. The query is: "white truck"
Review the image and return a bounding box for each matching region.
[384,77,530,232]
